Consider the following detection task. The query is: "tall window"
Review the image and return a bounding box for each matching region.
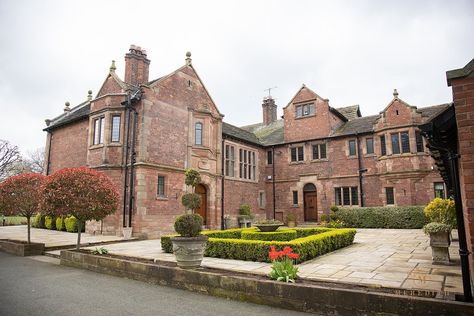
[225,145,235,177]
[386,187,395,205]
[312,143,327,160]
[335,187,358,206]
[416,131,424,152]
[366,138,374,154]
[195,122,202,145]
[348,140,356,156]
[259,192,265,208]
[291,146,304,162]
[295,103,315,118]
[400,132,410,153]
[239,148,256,180]
[157,176,165,197]
[434,182,446,199]
[267,150,273,165]
[380,135,387,156]
[292,191,298,205]
[111,115,121,142]
[93,117,105,145]
[391,133,400,154]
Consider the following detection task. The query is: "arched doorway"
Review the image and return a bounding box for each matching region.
[303,183,317,222]
[195,184,207,225]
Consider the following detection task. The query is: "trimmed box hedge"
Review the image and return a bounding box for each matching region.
[161,227,356,263]
[332,206,428,229]
[241,229,297,241]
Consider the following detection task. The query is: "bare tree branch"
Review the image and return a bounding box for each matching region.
[0,140,21,181]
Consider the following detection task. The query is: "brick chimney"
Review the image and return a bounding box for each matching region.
[124,45,150,86]
[262,96,277,125]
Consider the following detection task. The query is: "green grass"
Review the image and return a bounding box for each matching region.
[1,216,28,226]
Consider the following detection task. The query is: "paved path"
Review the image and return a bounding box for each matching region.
[0,252,305,316]
[82,229,463,296]
[0,225,128,248]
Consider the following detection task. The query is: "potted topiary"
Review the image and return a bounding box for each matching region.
[286,213,296,228]
[170,168,208,268]
[237,203,252,228]
[255,219,283,232]
[423,198,456,264]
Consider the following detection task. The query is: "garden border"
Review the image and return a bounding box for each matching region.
[60,250,473,316]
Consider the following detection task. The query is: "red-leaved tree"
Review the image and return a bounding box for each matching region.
[0,173,46,243]
[41,167,119,249]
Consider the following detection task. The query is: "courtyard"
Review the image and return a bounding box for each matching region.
[2,225,460,298]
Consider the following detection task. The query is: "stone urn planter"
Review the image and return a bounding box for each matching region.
[171,235,208,269]
[254,220,284,232]
[423,222,452,264]
[122,227,133,239]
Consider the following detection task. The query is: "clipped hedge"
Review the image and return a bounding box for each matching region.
[332,206,428,229]
[241,229,297,241]
[44,216,56,230]
[55,216,66,231]
[161,227,356,263]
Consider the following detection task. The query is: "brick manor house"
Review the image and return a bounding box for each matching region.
[43,46,447,238]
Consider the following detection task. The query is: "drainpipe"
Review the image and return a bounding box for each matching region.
[448,152,473,303]
[272,146,276,220]
[355,133,366,207]
[46,131,53,175]
[122,102,131,228]
[221,136,225,230]
[128,108,138,228]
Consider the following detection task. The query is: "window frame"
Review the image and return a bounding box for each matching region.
[380,135,387,156]
[267,150,273,165]
[348,139,357,157]
[400,131,410,153]
[312,143,327,160]
[195,122,203,145]
[290,146,304,163]
[334,186,359,206]
[295,103,315,118]
[434,182,446,199]
[225,144,235,177]
[366,137,374,154]
[415,131,424,153]
[292,190,298,206]
[111,115,121,143]
[93,116,105,145]
[157,175,166,198]
[238,148,256,180]
[386,187,395,205]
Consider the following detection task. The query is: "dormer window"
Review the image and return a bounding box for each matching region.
[295,103,315,118]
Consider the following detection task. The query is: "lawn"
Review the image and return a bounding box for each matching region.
[1,216,27,226]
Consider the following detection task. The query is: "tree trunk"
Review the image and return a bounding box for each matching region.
[76,220,83,250]
[27,216,31,244]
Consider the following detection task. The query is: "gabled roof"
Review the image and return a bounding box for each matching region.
[335,105,361,120]
[283,84,327,110]
[44,101,91,131]
[417,103,451,121]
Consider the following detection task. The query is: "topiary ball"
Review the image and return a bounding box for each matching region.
[174,214,203,237]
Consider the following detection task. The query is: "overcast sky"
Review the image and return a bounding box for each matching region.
[0,0,473,154]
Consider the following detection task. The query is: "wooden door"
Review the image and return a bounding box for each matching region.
[195,184,207,225]
[304,191,318,222]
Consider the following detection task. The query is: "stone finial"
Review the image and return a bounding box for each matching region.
[393,89,399,99]
[64,101,71,113]
[45,119,51,126]
[110,60,116,72]
[87,90,93,101]
[185,51,192,66]
[302,83,306,88]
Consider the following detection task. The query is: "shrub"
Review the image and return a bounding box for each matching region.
[423,222,452,235]
[324,219,346,228]
[184,168,201,187]
[424,198,456,227]
[55,216,66,231]
[33,213,45,228]
[174,214,203,237]
[239,204,251,217]
[65,216,79,233]
[241,229,297,241]
[161,227,356,263]
[320,213,329,222]
[44,215,56,230]
[41,167,119,249]
[286,213,296,222]
[0,173,46,243]
[330,205,339,213]
[181,193,201,211]
[331,206,428,229]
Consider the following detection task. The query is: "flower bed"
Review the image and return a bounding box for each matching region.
[161,227,356,263]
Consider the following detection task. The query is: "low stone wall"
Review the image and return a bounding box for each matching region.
[60,250,473,315]
[0,239,44,256]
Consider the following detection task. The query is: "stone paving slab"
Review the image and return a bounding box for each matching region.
[0,225,129,248]
[82,228,463,297]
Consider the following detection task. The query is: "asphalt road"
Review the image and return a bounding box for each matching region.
[0,252,308,316]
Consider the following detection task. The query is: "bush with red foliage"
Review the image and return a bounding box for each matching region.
[0,173,46,243]
[41,167,119,249]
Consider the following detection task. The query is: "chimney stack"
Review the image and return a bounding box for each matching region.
[124,45,150,86]
[262,96,277,125]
